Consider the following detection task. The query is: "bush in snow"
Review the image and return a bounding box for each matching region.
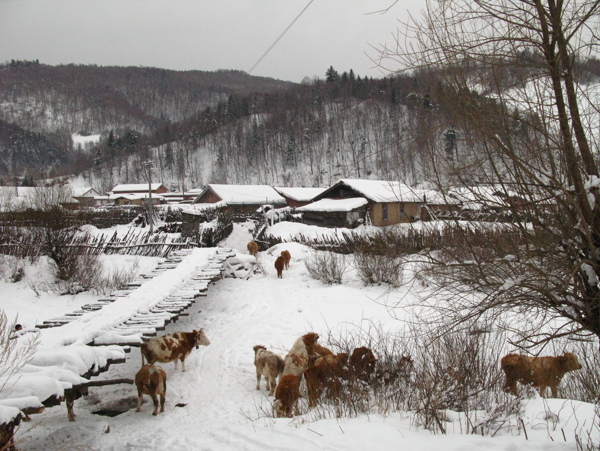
[304,249,347,284]
[353,244,403,287]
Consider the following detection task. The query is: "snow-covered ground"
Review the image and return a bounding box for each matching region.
[2,221,598,450]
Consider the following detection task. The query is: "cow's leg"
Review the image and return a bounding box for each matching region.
[136,391,143,412]
[550,385,558,398]
[174,359,179,370]
[151,393,159,416]
[539,385,547,398]
[66,399,75,422]
[267,375,276,396]
[256,370,262,390]
[181,358,186,372]
[503,377,517,395]
[159,393,165,413]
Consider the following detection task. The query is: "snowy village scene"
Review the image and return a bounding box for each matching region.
[1,1,600,450]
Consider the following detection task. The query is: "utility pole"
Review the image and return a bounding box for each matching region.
[144,160,154,233]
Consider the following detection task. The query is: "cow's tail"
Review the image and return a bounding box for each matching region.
[140,346,146,367]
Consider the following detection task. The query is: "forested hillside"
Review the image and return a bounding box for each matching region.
[2,60,599,192]
[0,61,293,181]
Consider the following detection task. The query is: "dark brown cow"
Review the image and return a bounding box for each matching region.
[141,329,210,372]
[274,256,284,278]
[501,352,582,398]
[135,364,167,416]
[349,347,377,382]
[274,374,301,418]
[280,250,291,269]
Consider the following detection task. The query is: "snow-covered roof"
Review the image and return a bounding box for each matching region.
[321,179,426,203]
[273,187,327,202]
[195,184,286,205]
[109,193,163,200]
[72,187,101,197]
[447,185,521,209]
[297,197,368,212]
[111,183,165,193]
[181,202,224,215]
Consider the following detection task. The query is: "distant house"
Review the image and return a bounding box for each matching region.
[109,193,162,206]
[160,190,200,204]
[192,184,286,218]
[311,179,429,227]
[70,187,102,209]
[111,183,168,195]
[273,187,326,208]
[297,197,369,228]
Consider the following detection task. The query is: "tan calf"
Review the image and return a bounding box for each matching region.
[501,352,582,398]
[253,345,285,396]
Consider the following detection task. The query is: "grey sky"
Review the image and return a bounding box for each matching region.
[0,0,416,82]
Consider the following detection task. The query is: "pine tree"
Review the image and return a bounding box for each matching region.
[325,66,339,82]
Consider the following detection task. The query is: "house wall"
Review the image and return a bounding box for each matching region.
[369,202,422,226]
[301,206,367,228]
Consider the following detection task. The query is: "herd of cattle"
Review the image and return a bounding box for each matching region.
[246,241,291,279]
[130,241,584,416]
[133,329,583,418]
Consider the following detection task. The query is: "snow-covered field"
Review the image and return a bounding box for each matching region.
[2,221,598,451]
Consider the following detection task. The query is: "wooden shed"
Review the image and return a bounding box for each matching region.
[297,197,369,228]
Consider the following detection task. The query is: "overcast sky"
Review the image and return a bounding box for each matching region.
[0,0,417,83]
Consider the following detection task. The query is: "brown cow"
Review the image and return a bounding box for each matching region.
[274,256,284,278]
[273,374,301,418]
[309,343,334,366]
[282,332,320,378]
[501,352,582,398]
[305,353,349,407]
[141,329,210,372]
[349,347,377,382]
[253,345,285,396]
[247,241,259,256]
[135,364,167,416]
[280,250,291,269]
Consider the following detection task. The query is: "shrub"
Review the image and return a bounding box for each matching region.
[304,249,347,284]
[353,246,403,287]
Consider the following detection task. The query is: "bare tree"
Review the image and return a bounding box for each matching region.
[376,1,600,349]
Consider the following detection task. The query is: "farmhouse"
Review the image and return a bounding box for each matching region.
[310,179,428,227]
[68,187,103,209]
[273,187,327,208]
[192,184,286,219]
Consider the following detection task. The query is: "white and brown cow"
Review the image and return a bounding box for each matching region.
[281,332,320,378]
[141,329,210,372]
[135,364,167,416]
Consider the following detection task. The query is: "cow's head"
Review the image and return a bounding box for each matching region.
[560,352,582,372]
[253,345,267,354]
[193,329,210,349]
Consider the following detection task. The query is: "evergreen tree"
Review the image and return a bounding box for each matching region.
[325,66,339,82]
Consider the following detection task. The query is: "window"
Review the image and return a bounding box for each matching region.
[400,203,406,219]
[382,203,389,221]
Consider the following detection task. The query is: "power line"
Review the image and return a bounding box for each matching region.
[248,0,314,75]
